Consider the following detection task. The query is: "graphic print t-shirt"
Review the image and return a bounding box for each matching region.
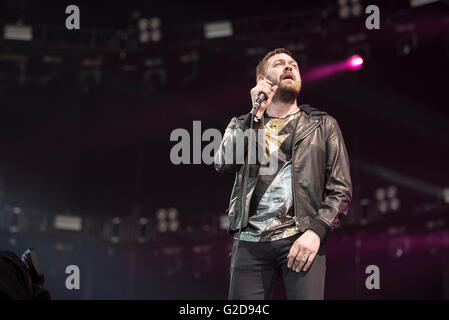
[237,108,302,242]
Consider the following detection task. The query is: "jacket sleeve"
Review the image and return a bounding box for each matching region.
[214,113,255,174]
[307,116,353,243]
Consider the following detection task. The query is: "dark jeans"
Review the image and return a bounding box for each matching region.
[228,232,326,300]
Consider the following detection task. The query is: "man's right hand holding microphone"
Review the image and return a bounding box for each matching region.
[250,79,278,119]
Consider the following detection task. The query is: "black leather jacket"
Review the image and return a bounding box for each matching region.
[214,104,352,243]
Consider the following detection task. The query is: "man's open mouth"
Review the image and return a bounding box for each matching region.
[282,74,294,81]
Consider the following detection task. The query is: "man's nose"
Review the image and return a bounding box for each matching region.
[284,66,292,72]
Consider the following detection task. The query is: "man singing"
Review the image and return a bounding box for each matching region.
[214,48,352,300]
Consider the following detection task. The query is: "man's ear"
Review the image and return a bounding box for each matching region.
[257,75,263,82]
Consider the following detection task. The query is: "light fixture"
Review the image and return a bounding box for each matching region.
[53,214,83,232]
[4,24,32,41]
[204,21,233,39]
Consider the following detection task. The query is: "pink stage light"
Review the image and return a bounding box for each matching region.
[302,55,364,82]
[347,54,363,70]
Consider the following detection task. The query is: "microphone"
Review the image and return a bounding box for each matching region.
[252,92,266,113]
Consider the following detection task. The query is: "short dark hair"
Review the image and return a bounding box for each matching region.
[256,48,294,82]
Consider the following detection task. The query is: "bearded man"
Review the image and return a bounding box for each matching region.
[214,48,352,300]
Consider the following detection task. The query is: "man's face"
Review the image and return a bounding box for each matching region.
[263,53,302,100]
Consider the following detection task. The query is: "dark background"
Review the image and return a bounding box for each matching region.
[0,0,448,299]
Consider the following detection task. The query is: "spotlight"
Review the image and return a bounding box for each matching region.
[158,221,168,233]
[157,208,167,221]
[351,3,363,16]
[347,54,363,70]
[443,188,449,203]
[390,198,401,211]
[378,200,389,214]
[219,214,229,230]
[168,208,179,232]
[156,208,179,233]
[396,35,418,56]
[9,206,22,233]
[375,188,386,201]
[149,17,161,30]
[4,24,32,41]
[346,41,371,62]
[359,198,370,225]
[168,220,179,232]
[204,21,233,39]
[137,16,162,43]
[387,185,398,198]
[337,0,362,19]
[138,217,148,244]
[339,5,350,19]
[110,217,121,243]
[151,29,162,42]
[53,214,83,232]
[401,43,411,55]
[167,208,178,220]
[137,18,149,31]
[139,30,151,43]
[156,208,168,233]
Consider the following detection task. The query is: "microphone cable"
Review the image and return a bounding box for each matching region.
[228,101,260,299]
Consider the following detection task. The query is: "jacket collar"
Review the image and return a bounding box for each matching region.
[299,104,327,116]
[292,104,326,145]
[237,104,327,146]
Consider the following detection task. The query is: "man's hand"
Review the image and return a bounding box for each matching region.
[287,230,321,273]
[250,79,278,118]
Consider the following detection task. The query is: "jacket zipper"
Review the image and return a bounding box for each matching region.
[291,118,323,228]
[293,119,323,148]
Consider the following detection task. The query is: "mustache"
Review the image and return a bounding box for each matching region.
[280,72,295,81]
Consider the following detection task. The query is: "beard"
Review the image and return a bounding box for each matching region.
[272,80,301,104]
